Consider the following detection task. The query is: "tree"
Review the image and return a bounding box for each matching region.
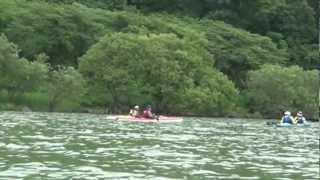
[205,0,318,69]
[0,34,48,100]
[268,0,318,68]
[125,0,318,70]
[179,70,239,116]
[47,66,86,112]
[0,34,20,77]
[246,64,319,119]
[8,57,49,99]
[0,0,111,66]
[79,32,238,115]
[269,0,316,43]
[199,20,289,87]
[27,0,128,10]
[128,0,209,17]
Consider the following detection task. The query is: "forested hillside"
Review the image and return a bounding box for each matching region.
[0,0,318,119]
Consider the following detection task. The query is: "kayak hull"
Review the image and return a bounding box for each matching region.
[266,121,310,127]
[107,115,183,123]
[275,123,310,127]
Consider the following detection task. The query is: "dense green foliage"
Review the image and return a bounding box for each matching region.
[0,34,85,112]
[79,33,238,116]
[197,20,289,87]
[0,0,112,66]
[128,0,319,69]
[47,66,86,112]
[0,0,318,119]
[0,35,48,100]
[246,65,319,119]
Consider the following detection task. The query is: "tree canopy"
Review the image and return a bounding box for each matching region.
[246,65,319,119]
[0,0,317,119]
[79,33,238,116]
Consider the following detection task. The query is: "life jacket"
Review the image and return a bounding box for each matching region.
[282,116,293,124]
[143,110,152,119]
[296,117,305,124]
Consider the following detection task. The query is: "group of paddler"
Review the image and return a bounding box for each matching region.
[280,111,307,124]
[129,105,157,119]
[129,105,308,125]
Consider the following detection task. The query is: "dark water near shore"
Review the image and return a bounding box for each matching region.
[0,112,319,179]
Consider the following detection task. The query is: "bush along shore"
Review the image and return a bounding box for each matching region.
[0,0,318,120]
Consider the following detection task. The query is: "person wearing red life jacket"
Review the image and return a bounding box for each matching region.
[143,105,156,119]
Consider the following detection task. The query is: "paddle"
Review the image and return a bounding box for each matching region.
[266,120,277,126]
[155,115,159,122]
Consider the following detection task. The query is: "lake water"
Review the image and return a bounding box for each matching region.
[0,112,319,179]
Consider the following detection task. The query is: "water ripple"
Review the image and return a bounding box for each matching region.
[0,112,319,179]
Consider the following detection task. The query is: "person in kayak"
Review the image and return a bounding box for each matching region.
[295,111,306,124]
[142,105,157,119]
[129,105,140,117]
[280,111,295,124]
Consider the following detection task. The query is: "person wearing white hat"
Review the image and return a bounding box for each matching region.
[129,105,140,117]
[280,111,295,124]
[295,111,306,124]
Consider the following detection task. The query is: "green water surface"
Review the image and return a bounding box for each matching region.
[0,112,319,179]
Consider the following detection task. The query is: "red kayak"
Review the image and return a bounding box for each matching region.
[107,115,183,123]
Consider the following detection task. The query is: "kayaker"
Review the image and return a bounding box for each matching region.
[280,111,295,124]
[129,105,140,117]
[142,105,156,119]
[295,111,306,124]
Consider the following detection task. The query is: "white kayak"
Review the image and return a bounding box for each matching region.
[107,115,183,123]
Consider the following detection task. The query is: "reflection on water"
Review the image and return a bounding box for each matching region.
[0,112,319,179]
